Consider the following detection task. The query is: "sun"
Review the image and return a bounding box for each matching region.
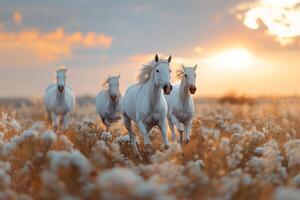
[211,48,252,71]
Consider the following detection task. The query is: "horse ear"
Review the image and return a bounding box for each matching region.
[168,55,172,63]
[193,64,198,71]
[117,74,121,79]
[155,54,159,63]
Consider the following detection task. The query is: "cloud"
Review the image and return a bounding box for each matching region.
[13,11,22,24]
[0,28,112,65]
[129,54,154,63]
[234,0,300,45]
[194,46,204,54]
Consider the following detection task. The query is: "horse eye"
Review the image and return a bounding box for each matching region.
[184,74,187,77]
[156,69,159,73]
[170,69,172,73]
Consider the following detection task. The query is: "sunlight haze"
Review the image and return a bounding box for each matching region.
[1,0,300,97]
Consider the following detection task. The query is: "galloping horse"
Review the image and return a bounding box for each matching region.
[96,75,122,131]
[122,54,173,155]
[164,64,197,144]
[44,67,76,131]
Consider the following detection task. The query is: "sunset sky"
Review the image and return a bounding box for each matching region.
[1,0,300,97]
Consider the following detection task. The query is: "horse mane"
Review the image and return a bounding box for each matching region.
[102,75,120,88]
[137,58,169,84]
[102,76,111,87]
[176,67,184,79]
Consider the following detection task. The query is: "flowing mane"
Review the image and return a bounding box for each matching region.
[176,67,184,79]
[103,75,120,88]
[137,58,169,84]
[102,76,111,87]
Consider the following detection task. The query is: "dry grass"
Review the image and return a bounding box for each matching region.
[0,98,300,199]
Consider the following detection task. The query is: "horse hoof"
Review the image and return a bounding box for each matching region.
[163,144,169,150]
[185,139,190,144]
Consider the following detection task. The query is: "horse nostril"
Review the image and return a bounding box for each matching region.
[170,84,173,91]
[58,86,64,92]
[111,95,117,101]
[163,84,172,95]
[189,86,196,94]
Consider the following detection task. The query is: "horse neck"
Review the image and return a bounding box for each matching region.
[145,71,161,107]
[179,78,190,105]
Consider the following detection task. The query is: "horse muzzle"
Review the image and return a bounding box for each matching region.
[189,86,197,94]
[58,85,64,93]
[111,95,118,102]
[163,84,173,95]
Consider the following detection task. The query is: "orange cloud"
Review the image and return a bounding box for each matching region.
[129,54,154,63]
[234,0,300,45]
[0,28,112,63]
[194,46,204,54]
[13,11,22,24]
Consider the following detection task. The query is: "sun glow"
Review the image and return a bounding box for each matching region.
[209,48,252,71]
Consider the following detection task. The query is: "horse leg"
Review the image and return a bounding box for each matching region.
[137,120,152,152]
[123,113,139,155]
[51,112,58,131]
[46,110,51,125]
[159,119,169,149]
[103,118,110,132]
[170,114,184,132]
[168,118,177,142]
[61,113,69,131]
[178,130,183,144]
[184,121,192,144]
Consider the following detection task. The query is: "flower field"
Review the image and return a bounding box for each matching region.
[1,98,300,200]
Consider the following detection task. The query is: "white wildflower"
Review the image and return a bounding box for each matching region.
[114,134,130,144]
[0,132,3,141]
[254,147,264,156]
[100,131,112,141]
[110,143,125,162]
[151,142,182,163]
[219,137,231,154]
[48,150,91,177]
[0,168,11,188]
[42,130,57,146]
[292,174,300,187]
[0,161,10,173]
[273,187,300,200]
[58,135,74,150]
[284,139,300,169]
[231,123,244,134]
[97,167,173,200]
[227,144,243,169]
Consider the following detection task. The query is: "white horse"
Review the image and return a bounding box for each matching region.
[44,67,76,131]
[164,64,197,144]
[122,54,173,155]
[96,75,122,131]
